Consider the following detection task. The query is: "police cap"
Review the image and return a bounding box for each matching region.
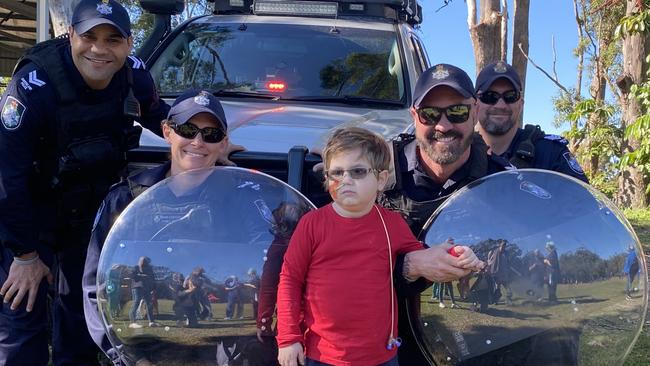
[72,0,131,38]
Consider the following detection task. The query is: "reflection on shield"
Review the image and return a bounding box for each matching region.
[97,167,314,365]
[417,169,647,365]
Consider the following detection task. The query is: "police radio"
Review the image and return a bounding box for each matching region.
[123,88,141,119]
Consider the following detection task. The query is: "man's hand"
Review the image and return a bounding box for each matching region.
[278,342,305,366]
[453,246,485,272]
[404,243,472,282]
[0,252,53,311]
[217,137,246,166]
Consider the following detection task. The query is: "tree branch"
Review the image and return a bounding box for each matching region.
[517,43,573,96]
[501,0,508,61]
[467,0,477,29]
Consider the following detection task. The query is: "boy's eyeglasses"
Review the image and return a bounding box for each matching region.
[478,90,521,105]
[416,104,471,125]
[170,122,225,143]
[325,167,376,180]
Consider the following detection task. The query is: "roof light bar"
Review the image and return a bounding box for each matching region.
[253,1,338,17]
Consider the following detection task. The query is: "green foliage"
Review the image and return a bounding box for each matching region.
[615,9,650,38]
[0,76,8,95]
[122,0,212,51]
[564,97,622,186]
[621,54,650,183]
[551,89,579,129]
[623,207,650,222]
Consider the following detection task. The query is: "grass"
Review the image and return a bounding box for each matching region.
[622,209,650,366]
[420,277,644,365]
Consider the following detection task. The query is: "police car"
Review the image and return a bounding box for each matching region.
[134,0,428,204]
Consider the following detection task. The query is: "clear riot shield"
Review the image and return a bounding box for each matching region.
[417,169,647,366]
[96,167,314,365]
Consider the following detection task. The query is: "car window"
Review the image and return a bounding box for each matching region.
[150,22,404,102]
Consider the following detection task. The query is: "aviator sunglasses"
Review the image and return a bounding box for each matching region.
[416,104,471,125]
[170,122,226,143]
[325,167,376,180]
[478,90,521,105]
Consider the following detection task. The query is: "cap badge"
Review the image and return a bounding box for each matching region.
[494,61,508,73]
[431,65,449,80]
[97,0,112,15]
[194,91,211,106]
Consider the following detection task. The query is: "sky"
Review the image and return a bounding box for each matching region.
[418,0,585,135]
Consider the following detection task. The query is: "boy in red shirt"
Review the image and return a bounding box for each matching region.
[277,127,482,366]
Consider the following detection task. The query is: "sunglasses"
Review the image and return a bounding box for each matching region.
[325,167,376,180]
[170,122,225,143]
[478,90,521,105]
[416,104,471,125]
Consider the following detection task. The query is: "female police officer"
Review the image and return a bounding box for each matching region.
[82,89,232,364]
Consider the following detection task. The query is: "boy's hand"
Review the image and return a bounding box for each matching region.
[453,246,485,272]
[278,342,305,366]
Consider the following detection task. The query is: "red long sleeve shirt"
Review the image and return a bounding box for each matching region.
[277,204,423,365]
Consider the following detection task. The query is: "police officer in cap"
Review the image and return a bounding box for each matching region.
[379,63,507,365]
[475,61,588,182]
[0,1,171,364]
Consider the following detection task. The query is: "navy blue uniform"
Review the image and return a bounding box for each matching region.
[0,41,168,366]
[83,163,169,365]
[379,134,508,366]
[83,162,275,364]
[503,127,589,183]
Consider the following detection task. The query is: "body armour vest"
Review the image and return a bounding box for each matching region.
[14,36,142,244]
[379,134,503,238]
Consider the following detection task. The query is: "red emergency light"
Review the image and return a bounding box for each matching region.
[266,81,286,92]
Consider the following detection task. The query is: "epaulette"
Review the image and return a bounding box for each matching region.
[127,55,146,70]
[543,134,569,145]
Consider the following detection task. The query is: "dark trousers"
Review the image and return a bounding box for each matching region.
[0,246,50,366]
[0,244,100,366]
[52,245,102,365]
[129,288,154,323]
[306,355,398,366]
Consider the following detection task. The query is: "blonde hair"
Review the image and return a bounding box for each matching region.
[323,127,391,172]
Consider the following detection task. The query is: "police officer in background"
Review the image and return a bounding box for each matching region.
[475,61,589,182]
[0,1,169,364]
[379,64,508,365]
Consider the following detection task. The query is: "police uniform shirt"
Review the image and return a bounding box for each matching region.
[503,128,589,183]
[399,136,505,202]
[0,44,169,256]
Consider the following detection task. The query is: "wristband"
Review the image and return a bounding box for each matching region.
[13,254,40,265]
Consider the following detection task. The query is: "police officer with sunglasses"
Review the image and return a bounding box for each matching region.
[83,89,250,364]
[378,64,509,365]
[475,61,588,182]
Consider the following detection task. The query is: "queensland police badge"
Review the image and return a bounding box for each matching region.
[1,96,26,130]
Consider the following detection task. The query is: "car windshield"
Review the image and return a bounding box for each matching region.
[149,21,405,103]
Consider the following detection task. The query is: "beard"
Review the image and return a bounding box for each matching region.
[417,129,472,165]
[480,109,517,136]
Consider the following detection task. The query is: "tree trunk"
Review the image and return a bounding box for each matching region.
[468,0,505,75]
[616,0,649,208]
[512,0,529,127]
[49,0,82,37]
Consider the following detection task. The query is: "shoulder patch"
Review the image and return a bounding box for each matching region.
[562,151,584,175]
[18,70,46,92]
[1,96,27,130]
[544,134,568,145]
[128,56,146,70]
